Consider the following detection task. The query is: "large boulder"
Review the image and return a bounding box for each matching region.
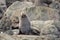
[31,20,60,36]
[26,6,59,21]
[0,1,35,35]
[0,1,34,28]
[40,20,59,36]
[3,1,59,21]
[4,1,34,21]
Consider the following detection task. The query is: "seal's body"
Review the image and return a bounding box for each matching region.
[19,14,31,35]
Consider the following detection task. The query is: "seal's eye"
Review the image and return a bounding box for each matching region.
[21,14,27,18]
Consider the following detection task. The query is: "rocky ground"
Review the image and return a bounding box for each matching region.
[0,0,60,40]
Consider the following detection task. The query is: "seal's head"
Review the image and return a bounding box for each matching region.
[21,14,27,18]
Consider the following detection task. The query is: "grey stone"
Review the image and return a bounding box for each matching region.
[54,21,60,32]
[0,0,7,19]
[0,17,12,32]
[2,1,34,29]
[4,1,59,21]
[26,6,59,21]
[0,33,15,40]
[31,21,45,32]
[49,1,60,10]
[4,30,13,35]
[40,35,58,40]
[40,20,59,35]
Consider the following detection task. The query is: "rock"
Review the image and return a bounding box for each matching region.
[0,0,7,19]
[0,33,15,40]
[39,0,53,6]
[4,30,13,35]
[1,1,40,35]
[2,1,34,27]
[40,20,59,35]
[0,17,12,32]
[31,20,45,32]
[12,29,19,35]
[55,0,60,2]
[0,0,7,11]
[40,35,58,40]
[4,1,34,21]
[12,35,40,40]
[5,0,50,6]
[6,0,18,7]
[3,0,60,8]
[0,1,34,31]
[54,21,60,31]
[26,6,59,21]
[31,20,60,36]
[49,1,60,10]
[5,29,19,35]
[3,1,59,22]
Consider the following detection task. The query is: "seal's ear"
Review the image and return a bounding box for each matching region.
[21,14,27,18]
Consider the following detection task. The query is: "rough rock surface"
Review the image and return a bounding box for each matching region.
[0,0,7,19]
[0,20,60,40]
[26,6,59,21]
[0,1,34,28]
[40,20,59,35]
[0,1,59,34]
[4,1,59,21]
[0,0,60,40]
[49,1,60,10]
[0,33,59,40]
[5,0,55,6]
